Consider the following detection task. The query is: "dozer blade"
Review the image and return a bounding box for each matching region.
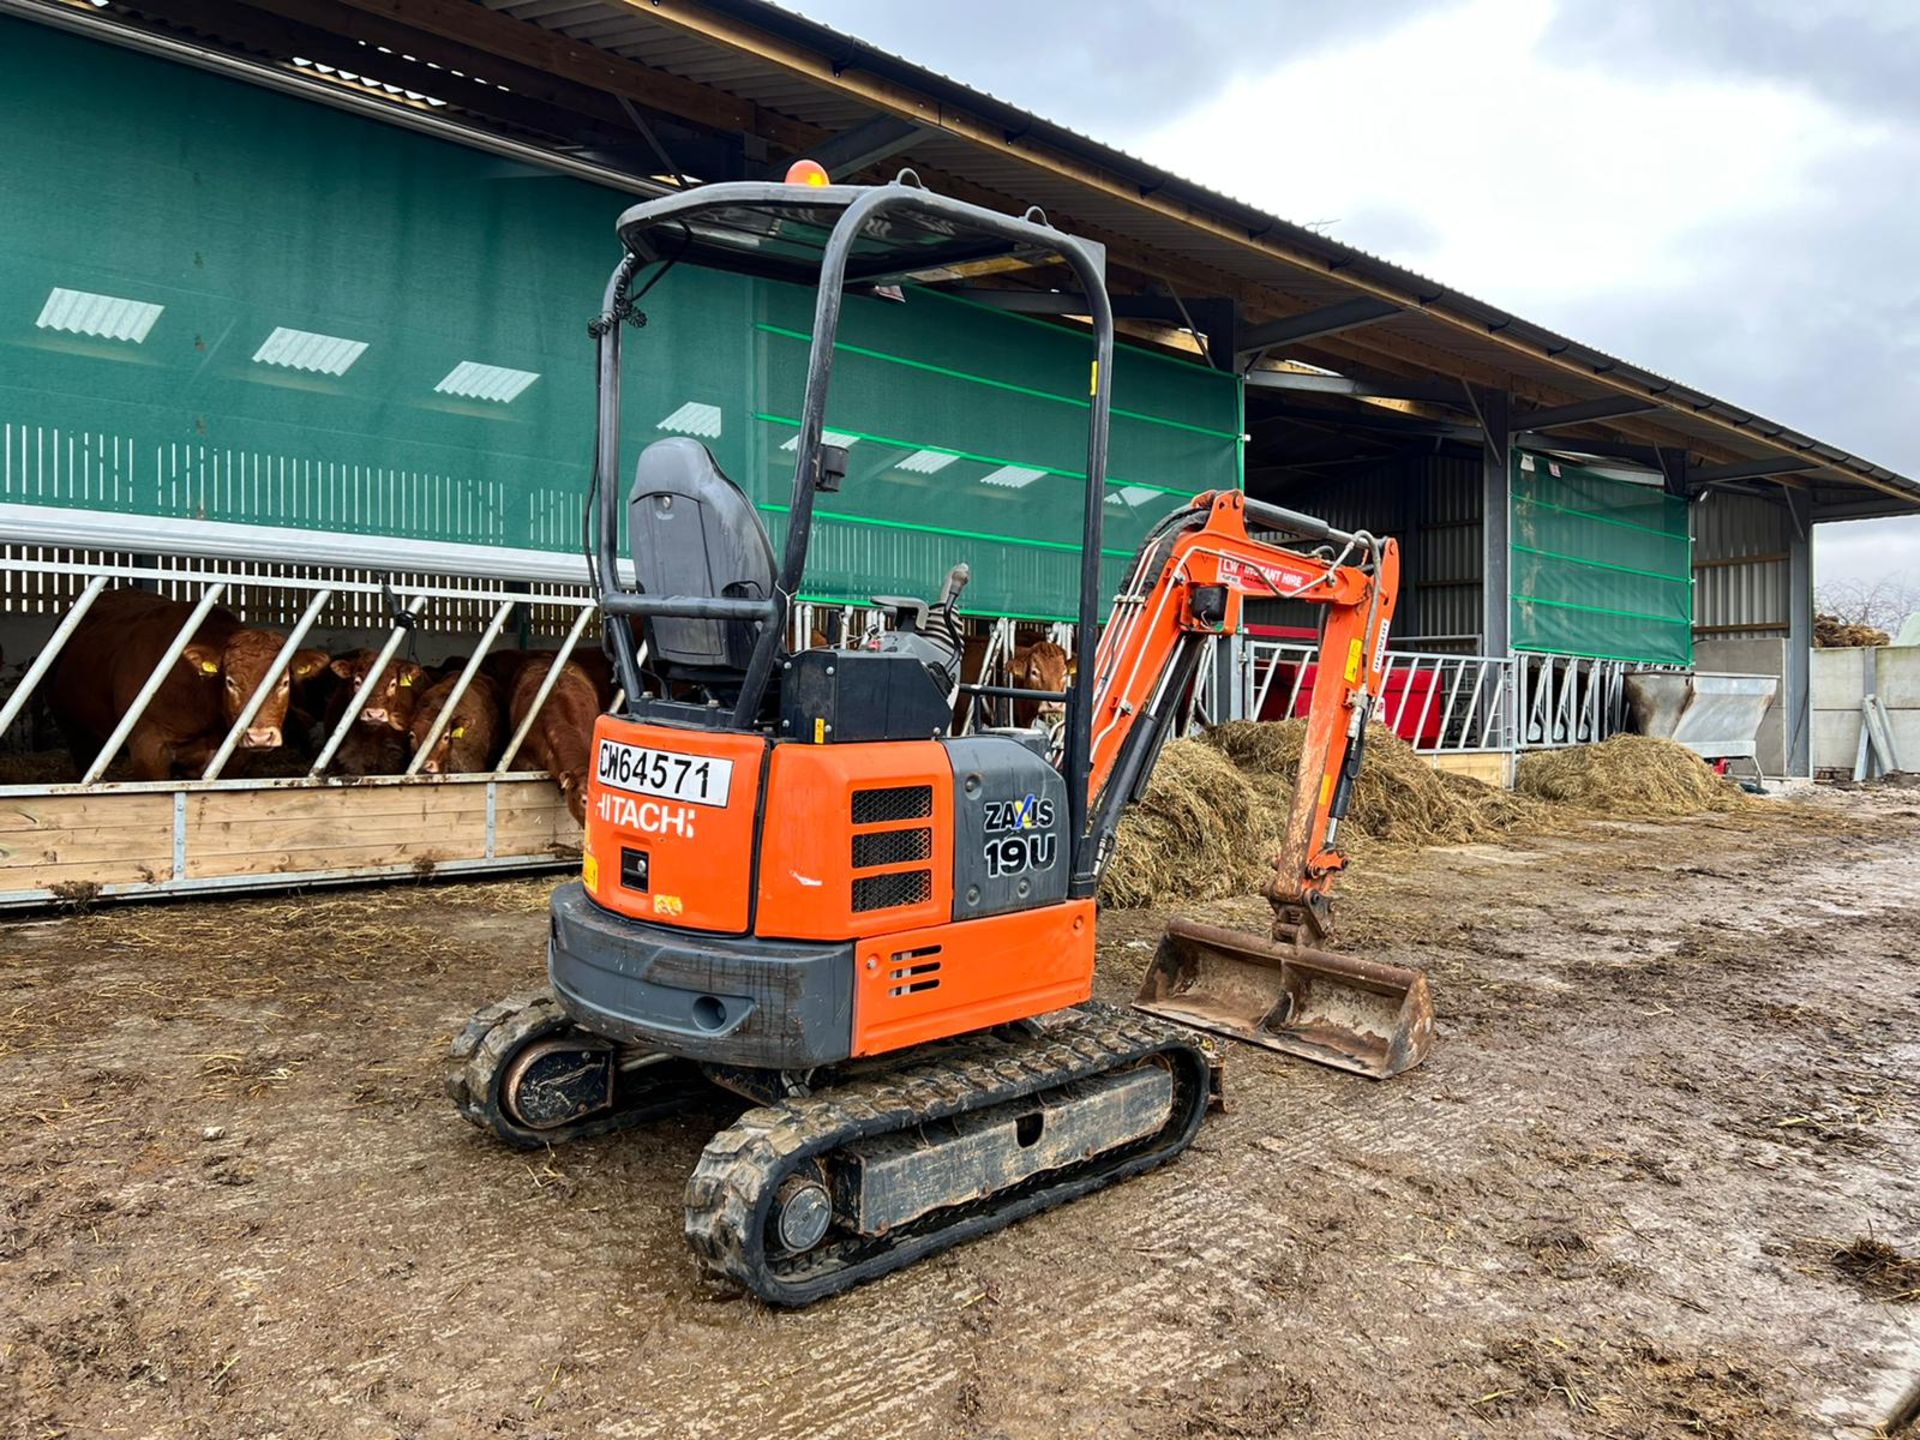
[1134,917,1433,1079]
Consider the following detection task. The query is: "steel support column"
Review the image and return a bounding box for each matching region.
[1473,386,1511,657]
[1211,631,1246,723]
[1785,485,1814,778]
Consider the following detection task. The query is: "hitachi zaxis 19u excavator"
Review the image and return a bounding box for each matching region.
[450,167,1432,1305]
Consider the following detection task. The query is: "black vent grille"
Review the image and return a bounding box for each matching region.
[852,827,933,868]
[851,785,932,825]
[853,870,933,912]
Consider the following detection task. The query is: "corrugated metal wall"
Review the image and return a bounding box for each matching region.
[1251,452,1483,650]
[1412,454,1483,648]
[1692,490,1791,639]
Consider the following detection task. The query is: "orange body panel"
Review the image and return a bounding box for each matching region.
[851,900,1096,1057]
[582,716,767,934]
[756,740,954,940]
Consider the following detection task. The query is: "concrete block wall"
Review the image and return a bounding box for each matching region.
[1812,645,1920,774]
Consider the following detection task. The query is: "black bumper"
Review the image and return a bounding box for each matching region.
[547,883,854,1069]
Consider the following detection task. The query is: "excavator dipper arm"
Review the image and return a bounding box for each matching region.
[1085,489,1398,934]
[1091,491,1433,1078]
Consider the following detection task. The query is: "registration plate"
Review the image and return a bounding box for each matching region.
[594,738,733,807]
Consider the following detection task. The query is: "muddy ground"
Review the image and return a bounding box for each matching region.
[2,790,1917,1439]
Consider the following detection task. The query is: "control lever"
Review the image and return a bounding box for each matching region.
[931,561,971,651]
[935,562,971,613]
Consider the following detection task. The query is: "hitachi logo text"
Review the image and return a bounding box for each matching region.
[597,792,697,838]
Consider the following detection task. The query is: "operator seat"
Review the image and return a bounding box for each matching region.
[627,436,776,687]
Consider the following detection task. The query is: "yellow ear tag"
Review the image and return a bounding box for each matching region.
[450,725,466,738]
[200,660,219,674]
[399,674,413,687]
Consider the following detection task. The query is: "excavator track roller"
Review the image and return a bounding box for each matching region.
[683,1004,1217,1307]
[1136,918,1433,1079]
[447,989,709,1149]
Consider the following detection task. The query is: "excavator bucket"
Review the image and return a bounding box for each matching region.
[1135,918,1433,1079]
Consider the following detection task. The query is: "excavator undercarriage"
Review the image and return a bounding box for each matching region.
[451,989,1215,1305]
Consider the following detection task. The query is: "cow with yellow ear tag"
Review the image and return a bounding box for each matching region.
[409,671,503,775]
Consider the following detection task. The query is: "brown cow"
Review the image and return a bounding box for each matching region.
[48,588,328,780]
[486,646,619,709]
[509,655,602,824]
[953,635,1071,731]
[408,672,503,775]
[323,648,428,775]
[1008,640,1070,729]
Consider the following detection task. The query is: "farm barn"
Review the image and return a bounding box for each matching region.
[4,4,1920,1438]
[5,5,1915,911]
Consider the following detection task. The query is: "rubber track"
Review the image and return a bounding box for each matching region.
[447,988,707,1150]
[683,1003,1216,1307]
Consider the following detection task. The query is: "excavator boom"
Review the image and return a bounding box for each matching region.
[1087,491,1434,1077]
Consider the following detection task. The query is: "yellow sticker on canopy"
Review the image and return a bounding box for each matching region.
[813,716,826,744]
[1089,359,1099,397]
[1344,638,1363,684]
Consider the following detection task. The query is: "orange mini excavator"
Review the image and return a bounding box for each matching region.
[450,169,1432,1305]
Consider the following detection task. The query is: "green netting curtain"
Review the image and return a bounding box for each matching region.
[0,18,1242,622]
[1510,452,1693,665]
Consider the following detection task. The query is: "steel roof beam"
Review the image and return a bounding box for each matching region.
[1512,396,1661,432]
[1244,370,1466,406]
[810,114,926,178]
[1687,456,1821,484]
[1235,298,1401,359]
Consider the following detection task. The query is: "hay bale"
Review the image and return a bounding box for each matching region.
[1101,719,1544,908]
[1514,735,1747,815]
[1205,719,1538,846]
[1815,613,1889,648]
[1100,740,1282,909]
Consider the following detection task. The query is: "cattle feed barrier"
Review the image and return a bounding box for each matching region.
[0,549,603,907]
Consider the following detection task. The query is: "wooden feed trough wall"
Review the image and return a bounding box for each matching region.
[0,775,578,906]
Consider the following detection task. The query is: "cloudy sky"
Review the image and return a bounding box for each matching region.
[788,0,1917,592]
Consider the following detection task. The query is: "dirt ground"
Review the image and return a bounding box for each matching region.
[3,789,1917,1439]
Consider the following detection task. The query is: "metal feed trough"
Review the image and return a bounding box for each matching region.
[1624,670,1778,771]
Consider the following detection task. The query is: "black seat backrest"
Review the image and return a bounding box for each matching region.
[627,437,776,675]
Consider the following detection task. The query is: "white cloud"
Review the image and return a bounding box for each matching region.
[1815,515,1920,588]
[1137,0,1886,316]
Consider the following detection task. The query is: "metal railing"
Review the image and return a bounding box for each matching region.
[1239,641,1514,754]
[1514,651,1679,749]
[0,551,604,789]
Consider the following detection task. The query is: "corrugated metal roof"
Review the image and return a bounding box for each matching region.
[468,0,1915,517]
[36,0,1910,516]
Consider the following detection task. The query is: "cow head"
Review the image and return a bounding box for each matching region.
[1010,641,1071,727]
[409,693,466,776]
[330,651,427,732]
[183,632,329,749]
